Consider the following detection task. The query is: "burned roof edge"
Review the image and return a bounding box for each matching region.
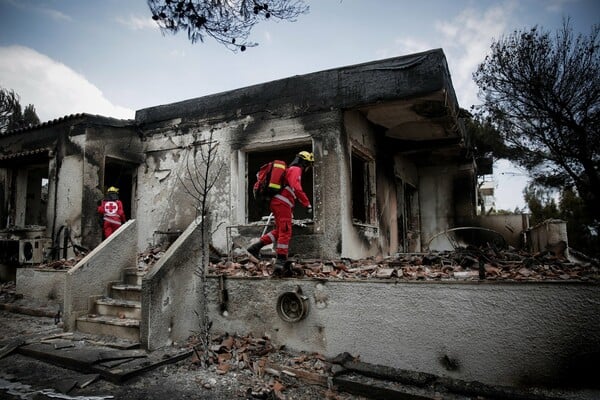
[1,113,135,137]
[135,48,452,125]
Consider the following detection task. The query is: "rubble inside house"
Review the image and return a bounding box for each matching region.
[27,244,168,272]
[33,255,85,270]
[210,244,600,282]
[136,244,167,272]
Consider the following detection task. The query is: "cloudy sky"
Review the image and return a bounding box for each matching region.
[0,0,598,210]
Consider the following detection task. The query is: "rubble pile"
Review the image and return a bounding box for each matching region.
[0,281,20,303]
[35,255,85,270]
[186,333,339,399]
[137,245,167,272]
[28,245,167,272]
[209,245,599,282]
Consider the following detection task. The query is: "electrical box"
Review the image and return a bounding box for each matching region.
[19,239,48,264]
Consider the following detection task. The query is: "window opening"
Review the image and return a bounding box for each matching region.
[351,153,366,223]
[24,165,49,226]
[351,149,375,225]
[247,147,313,223]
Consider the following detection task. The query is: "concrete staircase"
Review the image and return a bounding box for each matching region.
[75,268,144,343]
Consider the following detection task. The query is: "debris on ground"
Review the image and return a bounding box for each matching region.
[185,332,357,399]
[210,245,599,282]
[0,282,20,303]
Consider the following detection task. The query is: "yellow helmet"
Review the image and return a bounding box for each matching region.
[297,151,314,163]
[107,186,119,194]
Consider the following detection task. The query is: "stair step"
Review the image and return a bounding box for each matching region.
[76,315,140,342]
[95,298,142,320]
[124,268,146,286]
[110,284,141,302]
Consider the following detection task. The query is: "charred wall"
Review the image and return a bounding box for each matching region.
[136,106,345,258]
[0,116,139,256]
[205,278,600,389]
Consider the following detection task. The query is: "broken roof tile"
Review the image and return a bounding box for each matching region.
[208,246,599,283]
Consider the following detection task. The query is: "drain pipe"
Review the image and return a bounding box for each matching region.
[62,226,69,259]
[50,148,60,245]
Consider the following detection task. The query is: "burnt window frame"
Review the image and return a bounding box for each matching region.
[0,151,51,228]
[245,144,314,224]
[350,145,376,226]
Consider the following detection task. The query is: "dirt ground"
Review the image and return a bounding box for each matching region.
[0,309,366,400]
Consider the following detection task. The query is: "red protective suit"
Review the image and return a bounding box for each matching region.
[258,165,311,257]
[97,199,126,239]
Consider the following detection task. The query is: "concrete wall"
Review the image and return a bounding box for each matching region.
[205,278,600,388]
[63,220,137,330]
[477,214,529,248]
[54,155,84,244]
[136,128,230,251]
[16,268,65,303]
[141,217,204,350]
[528,219,568,253]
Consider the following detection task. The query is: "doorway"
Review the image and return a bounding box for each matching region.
[104,158,137,220]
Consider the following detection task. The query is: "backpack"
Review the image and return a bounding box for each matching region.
[253,160,287,201]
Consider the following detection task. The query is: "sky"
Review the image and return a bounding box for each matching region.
[0,0,598,211]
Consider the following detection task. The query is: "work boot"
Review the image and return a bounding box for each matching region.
[283,260,294,277]
[273,254,287,276]
[247,241,263,260]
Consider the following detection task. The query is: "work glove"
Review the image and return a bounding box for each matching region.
[307,206,313,214]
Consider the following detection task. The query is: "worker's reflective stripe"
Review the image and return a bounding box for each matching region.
[276,243,288,249]
[274,194,294,208]
[104,217,122,225]
[267,232,276,242]
[283,186,296,199]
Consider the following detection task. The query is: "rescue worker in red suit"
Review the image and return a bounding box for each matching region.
[97,186,126,239]
[247,151,314,275]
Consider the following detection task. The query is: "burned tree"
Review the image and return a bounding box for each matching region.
[0,87,20,133]
[179,130,225,366]
[473,19,600,226]
[147,0,309,51]
[0,87,41,132]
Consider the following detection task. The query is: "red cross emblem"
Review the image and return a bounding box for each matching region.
[104,201,118,214]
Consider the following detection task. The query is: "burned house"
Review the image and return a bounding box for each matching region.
[0,115,140,274]
[1,49,475,270]
[1,49,597,389]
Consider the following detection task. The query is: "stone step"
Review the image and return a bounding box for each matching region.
[110,284,141,302]
[95,297,142,320]
[76,315,140,342]
[123,268,145,286]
